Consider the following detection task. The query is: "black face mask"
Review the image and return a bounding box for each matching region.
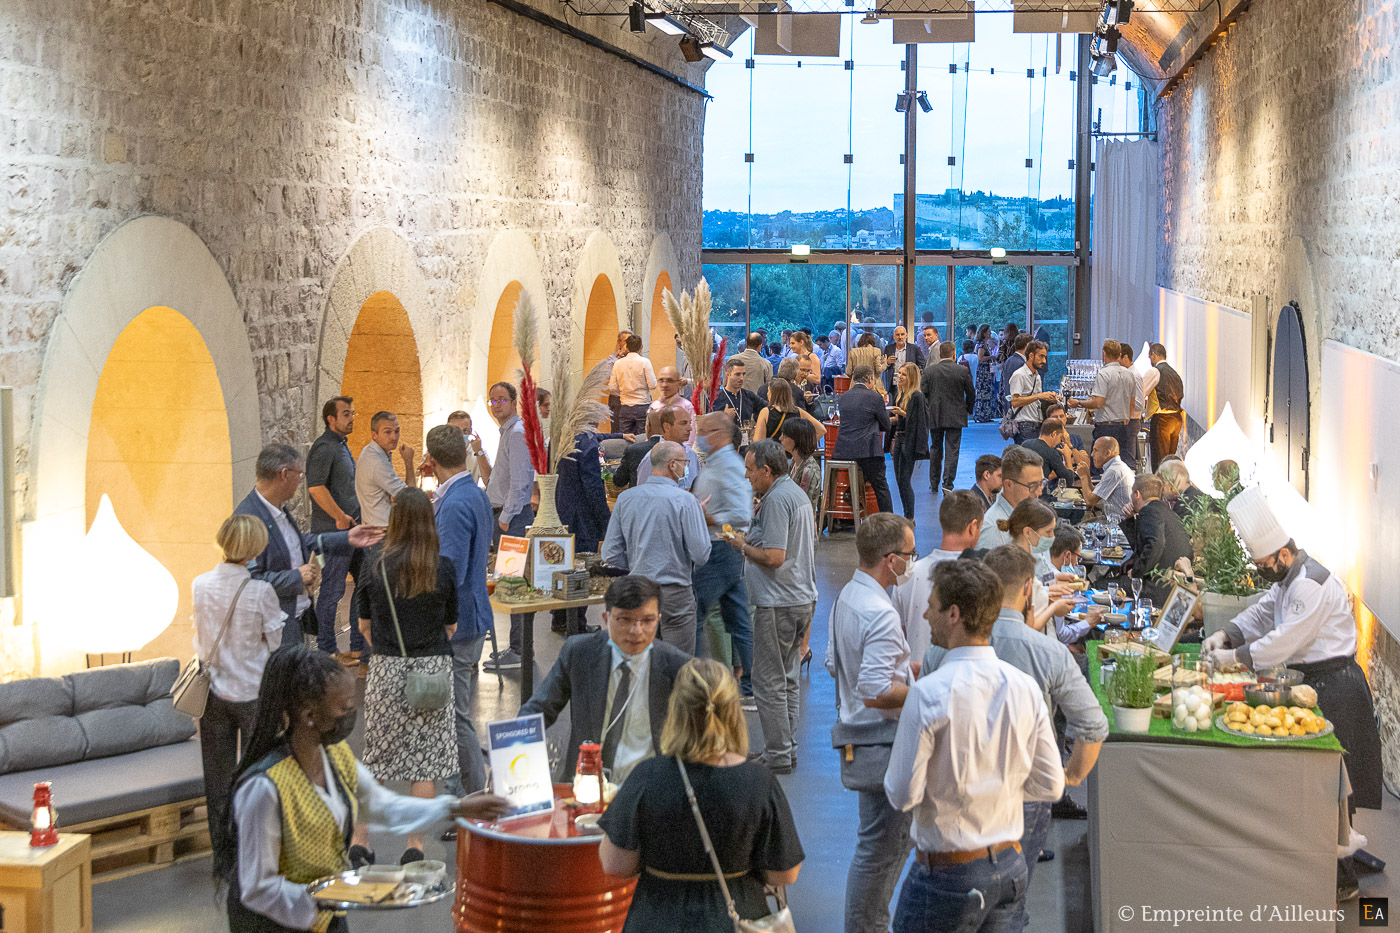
[1256,561,1289,584]
[320,709,358,746]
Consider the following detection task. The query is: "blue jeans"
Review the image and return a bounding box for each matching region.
[314,548,364,654]
[493,506,535,653]
[846,787,914,933]
[1014,421,1038,445]
[443,635,488,796]
[1019,801,1052,889]
[893,847,1028,933]
[692,544,753,695]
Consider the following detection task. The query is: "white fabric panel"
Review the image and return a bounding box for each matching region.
[1317,339,1400,639]
[1155,288,1253,437]
[1090,139,1159,352]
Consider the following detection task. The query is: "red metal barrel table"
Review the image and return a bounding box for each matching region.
[455,785,635,932]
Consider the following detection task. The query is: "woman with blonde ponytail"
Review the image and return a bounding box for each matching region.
[599,659,804,932]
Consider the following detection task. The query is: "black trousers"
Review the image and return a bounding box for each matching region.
[928,427,963,492]
[1296,656,1383,810]
[201,691,259,875]
[892,449,917,520]
[854,456,893,514]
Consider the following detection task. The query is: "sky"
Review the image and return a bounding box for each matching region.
[701,13,1144,215]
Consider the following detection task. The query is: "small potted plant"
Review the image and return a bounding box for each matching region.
[1108,651,1157,733]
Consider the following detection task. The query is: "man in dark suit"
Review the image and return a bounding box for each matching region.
[832,365,894,513]
[921,342,977,494]
[1120,473,1192,605]
[235,443,382,647]
[521,575,690,782]
[881,326,927,394]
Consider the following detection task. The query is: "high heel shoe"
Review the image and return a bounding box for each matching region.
[800,648,813,674]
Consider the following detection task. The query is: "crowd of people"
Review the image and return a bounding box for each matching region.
[181,321,1381,933]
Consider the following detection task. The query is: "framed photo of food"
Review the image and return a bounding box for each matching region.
[529,534,574,590]
[1146,584,1198,653]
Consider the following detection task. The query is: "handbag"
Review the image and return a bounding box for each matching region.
[675,758,797,933]
[172,579,250,718]
[380,562,453,711]
[998,400,1019,440]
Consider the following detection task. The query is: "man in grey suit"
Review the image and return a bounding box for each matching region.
[921,342,978,494]
[521,575,690,782]
[234,443,383,647]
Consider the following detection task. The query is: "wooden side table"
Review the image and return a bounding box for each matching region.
[489,593,606,703]
[0,832,92,933]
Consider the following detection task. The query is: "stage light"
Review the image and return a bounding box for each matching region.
[648,13,686,35]
[916,90,931,112]
[1091,53,1116,77]
[895,91,911,113]
[628,2,646,33]
[1105,0,1134,26]
[700,40,732,60]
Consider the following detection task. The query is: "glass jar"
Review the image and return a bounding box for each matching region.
[1169,657,1212,735]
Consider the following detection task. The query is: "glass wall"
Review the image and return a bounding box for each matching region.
[954,266,1027,345]
[748,265,846,346]
[913,266,950,340]
[702,263,747,347]
[1032,266,1073,389]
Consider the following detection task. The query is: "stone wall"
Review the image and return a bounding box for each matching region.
[1157,0,1400,791]
[0,0,706,675]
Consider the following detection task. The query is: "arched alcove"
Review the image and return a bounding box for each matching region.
[583,274,621,374]
[649,271,677,371]
[25,216,259,675]
[341,291,424,461]
[487,281,541,389]
[85,306,231,663]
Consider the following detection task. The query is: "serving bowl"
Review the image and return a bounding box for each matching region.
[1242,685,1292,708]
[1256,666,1304,687]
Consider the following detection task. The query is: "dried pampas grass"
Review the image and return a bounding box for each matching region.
[663,278,716,399]
[549,358,614,472]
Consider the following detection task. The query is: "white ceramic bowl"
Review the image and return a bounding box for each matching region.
[403,859,446,887]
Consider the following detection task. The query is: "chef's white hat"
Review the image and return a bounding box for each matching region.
[1226,485,1291,559]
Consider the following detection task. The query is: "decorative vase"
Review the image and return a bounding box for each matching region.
[529,472,568,535]
[1200,590,1265,638]
[1113,705,1153,733]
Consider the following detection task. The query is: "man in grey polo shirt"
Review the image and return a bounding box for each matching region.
[731,440,816,775]
[354,411,417,528]
[1069,339,1139,469]
[924,546,1107,880]
[306,396,361,657]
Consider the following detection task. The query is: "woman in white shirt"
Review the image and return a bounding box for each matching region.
[194,514,286,882]
[222,646,507,932]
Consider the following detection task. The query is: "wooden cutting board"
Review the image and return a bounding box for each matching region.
[313,880,401,904]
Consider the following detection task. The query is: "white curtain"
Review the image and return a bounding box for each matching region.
[1089,139,1160,353]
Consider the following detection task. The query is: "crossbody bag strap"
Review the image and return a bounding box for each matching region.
[379,561,409,658]
[675,758,744,931]
[829,601,844,715]
[203,579,251,671]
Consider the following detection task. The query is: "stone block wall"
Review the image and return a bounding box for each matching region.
[1157,0,1400,791]
[0,0,706,675]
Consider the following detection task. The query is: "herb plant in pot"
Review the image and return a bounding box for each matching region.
[1108,651,1157,733]
[1182,463,1265,636]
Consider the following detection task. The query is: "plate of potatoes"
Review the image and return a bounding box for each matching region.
[1216,702,1333,741]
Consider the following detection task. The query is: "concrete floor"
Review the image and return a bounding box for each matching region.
[94,425,1396,931]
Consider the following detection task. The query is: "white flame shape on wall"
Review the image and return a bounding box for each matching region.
[77,495,178,654]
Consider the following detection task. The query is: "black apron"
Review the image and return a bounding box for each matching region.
[1292,655,1383,810]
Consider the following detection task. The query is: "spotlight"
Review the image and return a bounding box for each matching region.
[648,13,687,35]
[1091,53,1116,77]
[916,90,931,113]
[1104,0,1134,26]
[861,9,878,23]
[895,91,911,113]
[699,40,733,60]
[629,2,646,33]
[678,35,703,62]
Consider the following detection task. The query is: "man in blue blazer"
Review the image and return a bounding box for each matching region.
[556,430,625,553]
[235,444,383,647]
[832,366,894,513]
[422,424,496,796]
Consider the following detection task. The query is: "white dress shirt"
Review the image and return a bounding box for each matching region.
[608,353,659,406]
[256,490,310,618]
[192,564,286,703]
[1093,455,1135,519]
[354,441,406,527]
[976,493,1016,550]
[885,646,1064,853]
[234,748,455,929]
[602,643,653,785]
[826,571,912,728]
[891,549,964,664]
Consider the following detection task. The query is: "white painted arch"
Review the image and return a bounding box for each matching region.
[637,232,681,358]
[315,226,455,431]
[468,230,553,400]
[568,230,629,389]
[24,215,260,673]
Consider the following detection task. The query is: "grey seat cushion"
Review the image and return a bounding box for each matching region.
[0,737,204,826]
[0,658,195,774]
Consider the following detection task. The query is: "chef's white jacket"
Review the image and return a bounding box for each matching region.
[1224,551,1356,671]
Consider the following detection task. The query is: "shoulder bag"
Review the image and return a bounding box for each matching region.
[827,602,900,793]
[381,561,453,710]
[675,758,797,933]
[172,579,251,718]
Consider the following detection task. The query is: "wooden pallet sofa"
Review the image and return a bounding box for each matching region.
[0,658,207,881]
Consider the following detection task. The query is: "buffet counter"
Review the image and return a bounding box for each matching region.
[1085,644,1349,932]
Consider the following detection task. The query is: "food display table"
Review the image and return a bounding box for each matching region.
[0,832,92,933]
[490,594,605,703]
[455,785,634,933]
[1085,644,1348,932]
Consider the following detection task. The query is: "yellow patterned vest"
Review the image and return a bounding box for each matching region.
[263,741,359,886]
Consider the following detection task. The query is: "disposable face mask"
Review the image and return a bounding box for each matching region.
[1032,536,1053,557]
[696,435,712,455]
[894,556,915,587]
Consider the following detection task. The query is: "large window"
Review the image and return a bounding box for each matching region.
[749,265,846,341]
[954,266,1027,342]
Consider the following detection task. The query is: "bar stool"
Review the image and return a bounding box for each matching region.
[819,459,867,534]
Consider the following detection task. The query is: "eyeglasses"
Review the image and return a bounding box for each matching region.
[1005,477,1045,492]
[887,548,919,562]
[488,397,511,406]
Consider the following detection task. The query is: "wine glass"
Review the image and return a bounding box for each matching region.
[1130,575,1143,615]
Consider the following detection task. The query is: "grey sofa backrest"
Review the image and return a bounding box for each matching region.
[0,658,196,775]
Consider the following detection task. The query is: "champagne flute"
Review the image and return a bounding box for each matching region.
[1130,575,1143,619]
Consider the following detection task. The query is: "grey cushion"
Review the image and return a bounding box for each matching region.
[0,659,195,775]
[0,737,204,826]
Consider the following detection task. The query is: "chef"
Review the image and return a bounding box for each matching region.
[1202,485,1383,811]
